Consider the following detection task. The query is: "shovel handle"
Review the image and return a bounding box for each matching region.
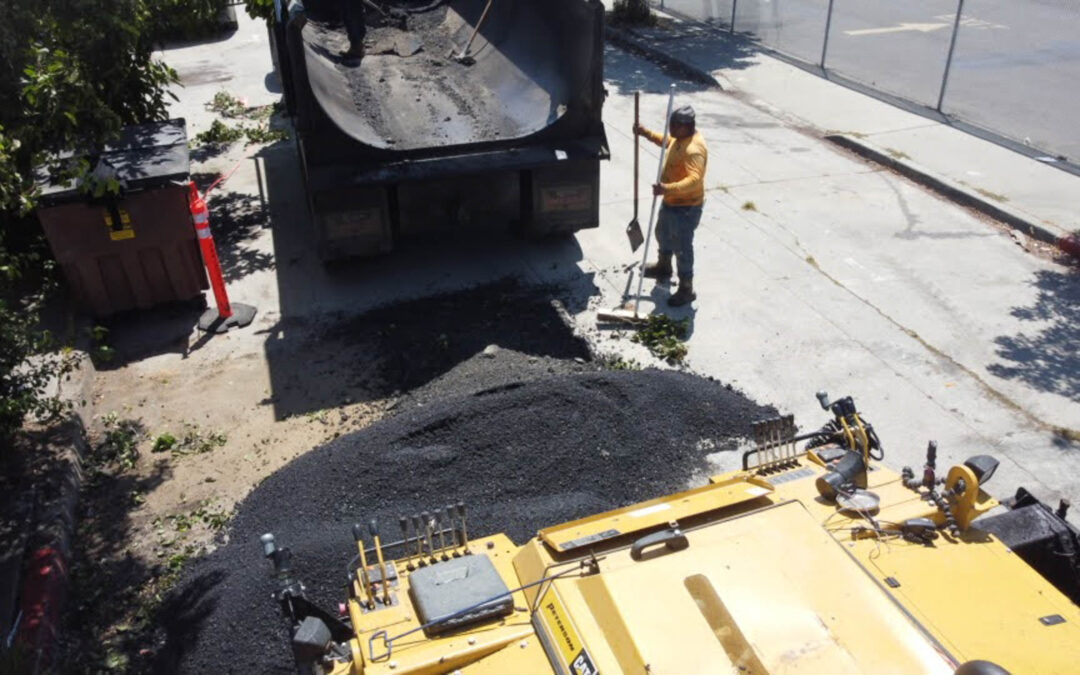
[633,91,640,218]
[633,84,677,318]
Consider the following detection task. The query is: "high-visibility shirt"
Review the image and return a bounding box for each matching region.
[642,128,708,207]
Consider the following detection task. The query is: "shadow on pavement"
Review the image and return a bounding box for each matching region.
[202,189,275,282]
[988,268,1080,405]
[604,19,757,96]
[89,300,208,369]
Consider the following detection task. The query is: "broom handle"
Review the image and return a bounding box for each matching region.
[458,0,495,58]
[634,84,677,318]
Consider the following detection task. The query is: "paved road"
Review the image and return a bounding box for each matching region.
[657,0,1080,162]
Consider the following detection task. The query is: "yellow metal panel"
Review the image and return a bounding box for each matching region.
[457,633,554,674]
[534,572,626,674]
[559,502,954,674]
[576,575,647,672]
[683,574,767,673]
[856,531,1080,671]
[535,585,602,674]
[718,458,1080,673]
[512,537,552,608]
[538,475,774,553]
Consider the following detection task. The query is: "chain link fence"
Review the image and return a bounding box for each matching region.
[651,0,1080,165]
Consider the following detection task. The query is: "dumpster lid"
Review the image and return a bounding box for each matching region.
[36,119,190,205]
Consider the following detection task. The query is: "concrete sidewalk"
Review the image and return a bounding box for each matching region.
[604,9,1079,246]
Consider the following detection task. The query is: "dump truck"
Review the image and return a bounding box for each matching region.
[262,392,1080,674]
[269,0,609,260]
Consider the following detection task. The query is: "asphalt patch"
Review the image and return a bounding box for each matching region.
[157,369,773,672]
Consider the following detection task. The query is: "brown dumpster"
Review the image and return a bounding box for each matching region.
[36,119,208,317]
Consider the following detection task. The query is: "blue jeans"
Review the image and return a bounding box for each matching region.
[656,204,702,282]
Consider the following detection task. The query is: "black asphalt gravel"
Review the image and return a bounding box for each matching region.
[156,369,773,673]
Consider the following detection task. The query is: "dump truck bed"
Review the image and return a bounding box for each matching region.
[302,4,574,151]
[274,0,608,258]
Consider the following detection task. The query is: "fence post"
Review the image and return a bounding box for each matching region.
[820,0,837,68]
[730,0,738,34]
[937,0,966,111]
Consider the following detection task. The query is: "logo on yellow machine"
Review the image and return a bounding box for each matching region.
[538,587,599,675]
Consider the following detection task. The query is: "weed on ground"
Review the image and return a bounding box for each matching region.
[197,90,288,149]
[631,315,690,363]
[152,423,227,458]
[91,413,146,473]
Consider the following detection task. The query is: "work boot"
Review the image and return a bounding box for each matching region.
[342,43,365,63]
[668,279,696,307]
[643,254,673,279]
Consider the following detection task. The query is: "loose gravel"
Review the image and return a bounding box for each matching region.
[156,369,773,672]
[305,3,519,147]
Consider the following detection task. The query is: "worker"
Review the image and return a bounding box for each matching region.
[340,0,367,60]
[633,105,708,307]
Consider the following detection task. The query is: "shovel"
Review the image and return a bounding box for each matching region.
[625,91,644,252]
[598,84,677,324]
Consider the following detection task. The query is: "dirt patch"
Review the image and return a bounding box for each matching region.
[156,369,772,673]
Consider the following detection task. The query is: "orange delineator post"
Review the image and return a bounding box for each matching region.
[189,181,233,319]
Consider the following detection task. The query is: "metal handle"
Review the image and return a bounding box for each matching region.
[633,84,677,318]
[633,91,640,218]
[630,526,688,561]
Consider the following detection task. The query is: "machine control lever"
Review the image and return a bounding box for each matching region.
[399,517,416,571]
[457,502,471,554]
[368,519,392,605]
[816,390,831,410]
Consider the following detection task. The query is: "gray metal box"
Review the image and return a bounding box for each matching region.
[408,554,513,636]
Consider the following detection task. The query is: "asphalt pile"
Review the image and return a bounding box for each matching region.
[156,370,773,673]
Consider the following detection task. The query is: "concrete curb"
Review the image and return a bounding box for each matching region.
[604,24,723,90]
[826,134,1069,249]
[15,352,94,673]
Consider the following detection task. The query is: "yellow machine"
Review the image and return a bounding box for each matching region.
[262,393,1080,674]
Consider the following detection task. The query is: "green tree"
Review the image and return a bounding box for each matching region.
[244,0,277,23]
[0,1,180,441]
[151,0,231,41]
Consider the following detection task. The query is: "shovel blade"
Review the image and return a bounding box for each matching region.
[626,219,644,252]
